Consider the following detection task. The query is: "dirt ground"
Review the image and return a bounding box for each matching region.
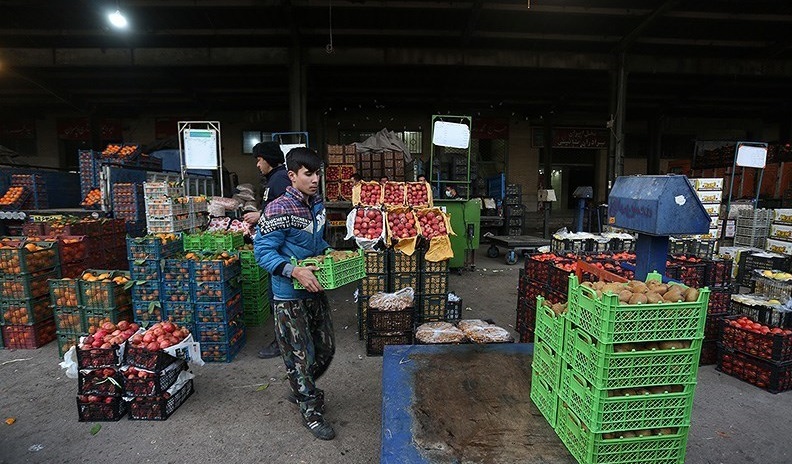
[1,244,791,464]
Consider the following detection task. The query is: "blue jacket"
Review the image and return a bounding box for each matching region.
[254,186,329,300]
[261,164,290,210]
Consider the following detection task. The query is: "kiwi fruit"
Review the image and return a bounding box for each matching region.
[619,290,633,303]
[628,293,648,304]
[646,292,663,304]
[685,287,699,302]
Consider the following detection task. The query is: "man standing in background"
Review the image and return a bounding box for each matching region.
[244,141,290,359]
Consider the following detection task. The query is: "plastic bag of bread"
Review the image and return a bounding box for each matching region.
[415,322,466,344]
[459,319,513,344]
[368,287,414,312]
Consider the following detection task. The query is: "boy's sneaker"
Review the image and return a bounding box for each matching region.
[303,416,335,440]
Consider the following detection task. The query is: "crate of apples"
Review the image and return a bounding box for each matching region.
[722,315,792,362]
[358,182,382,206]
[76,395,127,422]
[352,208,384,240]
[383,182,407,206]
[122,360,187,397]
[77,320,139,369]
[78,367,123,396]
[125,321,192,371]
[407,182,431,207]
[417,209,449,239]
[387,209,419,240]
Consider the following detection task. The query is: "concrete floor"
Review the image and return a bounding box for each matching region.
[1,244,791,464]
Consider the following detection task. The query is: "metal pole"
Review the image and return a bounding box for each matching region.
[614,51,627,179]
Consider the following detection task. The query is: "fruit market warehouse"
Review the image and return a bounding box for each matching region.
[2,0,792,208]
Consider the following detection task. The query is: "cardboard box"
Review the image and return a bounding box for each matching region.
[694,178,724,191]
[770,223,792,240]
[766,238,792,255]
[696,190,722,204]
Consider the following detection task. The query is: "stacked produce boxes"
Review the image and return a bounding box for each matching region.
[364,249,415,356]
[144,182,189,234]
[128,234,183,330]
[0,239,60,349]
[112,182,145,227]
[50,277,83,357]
[698,258,735,365]
[358,250,391,341]
[418,255,450,323]
[767,209,792,255]
[503,184,523,236]
[531,271,710,464]
[79,270,133,347]
[734,208,773,249]
[11,174,48,210]
[239,247,271,327]
[691,178,723,240]
[193,251,244,362]
[325,144,357,200]
[75,323,132,422]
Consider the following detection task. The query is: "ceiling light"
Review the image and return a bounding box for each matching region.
[108,9,128,28]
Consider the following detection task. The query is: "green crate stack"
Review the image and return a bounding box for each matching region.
[49,278,84,359]
[548,273,709,464]
[201,232,243,252]
[183,233,204,251]
[241,260,270,326]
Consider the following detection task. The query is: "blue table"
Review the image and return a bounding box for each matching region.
[381,343,574,464]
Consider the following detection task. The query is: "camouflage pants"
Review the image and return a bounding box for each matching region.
[273,293,335,421]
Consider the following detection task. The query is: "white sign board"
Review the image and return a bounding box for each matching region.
[735,144,767,169]
[280,143,306,162]
[184,129,219,169]
[432,121,470,149]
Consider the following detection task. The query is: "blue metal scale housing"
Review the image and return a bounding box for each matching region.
[608,175,711,280]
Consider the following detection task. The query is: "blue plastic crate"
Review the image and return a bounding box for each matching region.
[487,174,505,199]
[192,279,241,303]
[162,256,193,282]
[200,326,246,363]
[195,316,244,344]
[129,260,162,281]
[126,234,184,261]
[132,300,164,325]
[162,301,195,326]
[194,294,243,324]
[192,256,241,283]
[162,280,192,303]
[130,280,161,304]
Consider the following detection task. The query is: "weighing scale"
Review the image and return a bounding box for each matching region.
[608,175,712,279]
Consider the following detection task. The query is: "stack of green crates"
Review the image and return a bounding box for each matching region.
[239,249,270,326]
[534,272,710,464]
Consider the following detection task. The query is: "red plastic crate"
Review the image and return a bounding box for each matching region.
[717,345,792,393]
[1,318,56,349]
[721,315,792,362]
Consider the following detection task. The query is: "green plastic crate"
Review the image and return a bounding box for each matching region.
[49,279,80,308]
[532,338,562,389]
[0,296,52,325]
[241,265,268,282]
[530,368,559,429]
[292,249,365,290]
[183,233,204,251]
[556,405,689,464]
[239,249,256,268]
[78,270,132,309]
[1,267,61,300]
[242,303,271,327]
[54,306,85,333]
[242,290,269,311]
[82,306,132,332]
[201,233,243,252]
[0,240,59,275]
[560,365,696,434]
[535,296,565,353]
[57,331,81,358]
[566,273,709,344]
[563,322,702,390]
